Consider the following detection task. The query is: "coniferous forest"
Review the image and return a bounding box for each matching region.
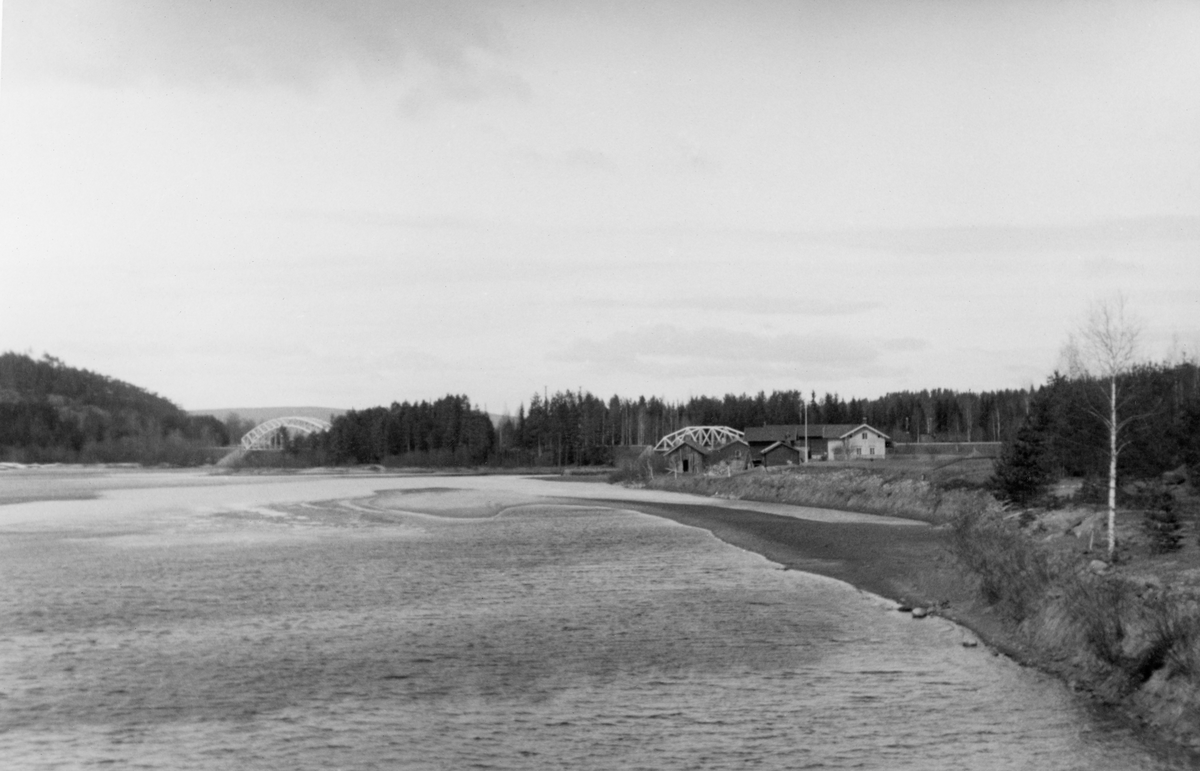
[4,350,1198,485]
[990,362,1200,503]
[288,386,1035,468]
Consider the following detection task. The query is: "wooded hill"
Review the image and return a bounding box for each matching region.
[0,352,227,464]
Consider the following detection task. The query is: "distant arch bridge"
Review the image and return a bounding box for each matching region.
[652,426,744,454]
[241,416,333,450]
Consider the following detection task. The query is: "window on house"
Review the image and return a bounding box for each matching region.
[856,447,862,455]
[862,432,867,439]
[870,447,875,455]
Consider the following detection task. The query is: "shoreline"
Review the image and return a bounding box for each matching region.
[589,497,1003,636]
[590,495,1046,665]
[595,496,1200,762]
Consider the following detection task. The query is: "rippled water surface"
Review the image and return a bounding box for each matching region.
[0,472,1187,769]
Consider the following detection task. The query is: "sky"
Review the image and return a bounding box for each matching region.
[2,0,1199,414]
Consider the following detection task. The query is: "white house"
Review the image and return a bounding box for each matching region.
[830,424,890,460]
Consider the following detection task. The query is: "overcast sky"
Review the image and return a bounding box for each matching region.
[2,1,1198,413]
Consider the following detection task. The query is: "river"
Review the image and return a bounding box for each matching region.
[0,470,1189,769]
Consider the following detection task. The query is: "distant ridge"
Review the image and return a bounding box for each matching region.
[188,406,346,424]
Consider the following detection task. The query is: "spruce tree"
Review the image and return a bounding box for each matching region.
[992,404,1053,507]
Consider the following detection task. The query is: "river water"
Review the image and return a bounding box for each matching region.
[0,471,1189,769]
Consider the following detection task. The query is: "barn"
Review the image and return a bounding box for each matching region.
[760,441,803,467]
[664,439,709,474]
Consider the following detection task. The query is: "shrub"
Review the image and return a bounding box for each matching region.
[1143,505,1183,554]
[1075,477,1108,505]
[949,506,1062,622]
[1147,595,1200,681]
[608,452,668,484]
[1064,576,1133,666]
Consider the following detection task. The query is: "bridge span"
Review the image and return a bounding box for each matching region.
[240,416,333,450]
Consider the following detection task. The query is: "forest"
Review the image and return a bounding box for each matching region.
[992,361,1200,503]
[293,395,497,467]
[5,349,1197,485]
[316,363,1199,481]
[309,384,1035,468]
[0,352,228,464]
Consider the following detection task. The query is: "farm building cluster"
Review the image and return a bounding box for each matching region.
[656,423,890,474]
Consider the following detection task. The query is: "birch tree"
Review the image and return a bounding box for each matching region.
[1063,294,1143,561]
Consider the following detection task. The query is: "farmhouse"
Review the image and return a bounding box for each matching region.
[744,423,890,464]
[839,424,890,459]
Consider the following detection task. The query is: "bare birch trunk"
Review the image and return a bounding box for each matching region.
[1108,374,1117,560]
[1066,294,1140,562]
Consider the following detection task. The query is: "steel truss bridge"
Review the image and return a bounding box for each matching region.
[241,416,333,450]
[652,426,744,453]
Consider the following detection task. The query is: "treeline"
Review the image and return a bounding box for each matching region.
[0,352,228,464]
[282,395,496,467]
[480,386,1034,467]
[993,361,1200,503]
[299,387,1038,469]
[24,348,1190,475]
[280,386,1036,469]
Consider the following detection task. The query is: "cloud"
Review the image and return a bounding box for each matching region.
[510,144,618,172]
[829,216,1200,256]
[5,0,514,91]
[580,296,882,317]
[399,65,533,117]
[553,324,920,380]
[1081,255,1139,275]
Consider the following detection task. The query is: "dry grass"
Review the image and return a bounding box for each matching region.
[648,465,1003,525]
[951,503,1200,727]
[642,459,1200,746]
[950,508,1063,622]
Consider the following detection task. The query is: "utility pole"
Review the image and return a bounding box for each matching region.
[804,394,809,462]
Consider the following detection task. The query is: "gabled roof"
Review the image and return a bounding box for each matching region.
[744,425,805,443]
[665,438,710,456]
[838,423,891,440]
[744,424,863,442]
[761,441,801,455]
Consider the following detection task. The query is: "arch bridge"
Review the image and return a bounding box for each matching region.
[652,425,744,453]
[241,416,333,450]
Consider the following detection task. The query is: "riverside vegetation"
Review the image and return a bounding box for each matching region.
[626,349,1200,749]
[639,460,1200,750]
